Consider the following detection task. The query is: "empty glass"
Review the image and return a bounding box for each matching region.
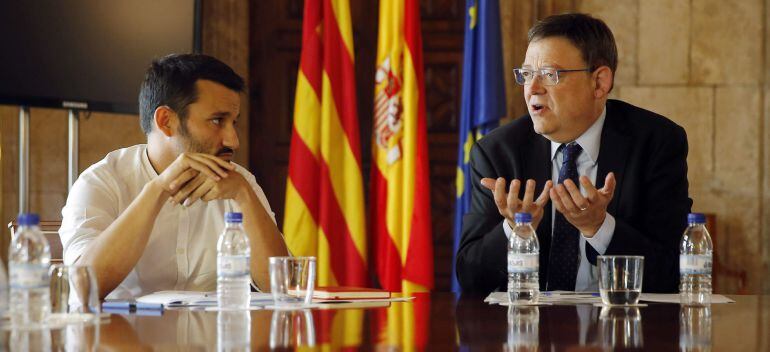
[269,256,316,306]
[600,306,643,349]
[269,309,316,349]
[598,256,644,306]
[49,264,100,324]
[51,322,101,351]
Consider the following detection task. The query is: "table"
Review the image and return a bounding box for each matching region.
[2,293,768,350]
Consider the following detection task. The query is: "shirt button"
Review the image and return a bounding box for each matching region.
[176,248,184,255]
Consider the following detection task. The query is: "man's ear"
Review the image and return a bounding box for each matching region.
[593,66,613,98]
[154,106,177,137]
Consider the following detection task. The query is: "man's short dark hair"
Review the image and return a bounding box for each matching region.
[138,53,245,134]
[528,13,618,82]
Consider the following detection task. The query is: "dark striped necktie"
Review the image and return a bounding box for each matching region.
[548,142,583,291]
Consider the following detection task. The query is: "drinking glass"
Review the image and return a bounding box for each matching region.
[51,322,101,351]
[269,256,316,306]
[600,306,643,349]
[598,255,644,306]
[49,264,100,324]
[269,309,315,349]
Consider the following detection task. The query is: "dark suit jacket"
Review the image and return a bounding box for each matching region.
[456,99,692,294]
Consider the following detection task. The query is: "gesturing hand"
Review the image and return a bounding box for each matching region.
[480,178,553,230]
[549,172,616,237]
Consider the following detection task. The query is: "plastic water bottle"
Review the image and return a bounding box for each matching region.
[680,305,712,351]
[0,255,8,316]
[9,213,51,328]
[218,212,251,309]
[505,305,539,350]
[11,329,52,351]
[680,213,713,306]
[508,212,540,304]
[218,310,251,351]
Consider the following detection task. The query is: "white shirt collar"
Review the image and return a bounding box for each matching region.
[140,145,159,179]
[550,106,606,164]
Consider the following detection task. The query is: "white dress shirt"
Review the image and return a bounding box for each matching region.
[59,144,276,299]
[504,108,615,291]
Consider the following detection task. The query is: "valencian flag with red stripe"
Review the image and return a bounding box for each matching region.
[371,0,433,295]
[283,0,367,289]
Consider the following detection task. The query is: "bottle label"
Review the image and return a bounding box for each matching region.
[680,254,712,274]
[9,263,49,289]
[218,255,250,278]
[508,253,539,273]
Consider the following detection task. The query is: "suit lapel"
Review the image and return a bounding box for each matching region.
[596,104,629,216]
[523,134,552,235]
[526,135,551,185]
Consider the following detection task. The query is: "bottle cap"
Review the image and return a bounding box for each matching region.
[514,212,532,223]
[687,213,706,224]
[17,213,40,226]
[225,212,243,223]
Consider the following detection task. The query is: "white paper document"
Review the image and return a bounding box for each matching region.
[264,297,414,311]
[639,293,734,304]
[136,291,414,309]
[137,290,274,307]
[486,291,602,305]
[485,291,735,305]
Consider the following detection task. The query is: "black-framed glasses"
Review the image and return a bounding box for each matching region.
[513,67,592,86]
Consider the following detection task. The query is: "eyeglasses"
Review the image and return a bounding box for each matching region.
[513,67,592,86]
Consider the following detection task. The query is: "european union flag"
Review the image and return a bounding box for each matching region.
[452,0,507,293]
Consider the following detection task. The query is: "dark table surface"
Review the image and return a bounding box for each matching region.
[3,292,769,350]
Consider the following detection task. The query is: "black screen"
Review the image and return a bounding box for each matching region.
[0,0,200,114]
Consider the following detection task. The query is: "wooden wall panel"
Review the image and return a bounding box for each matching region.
[421,0,463,290]
[202,0,251,167]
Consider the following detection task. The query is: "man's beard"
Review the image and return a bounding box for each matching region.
[177,120,235,158]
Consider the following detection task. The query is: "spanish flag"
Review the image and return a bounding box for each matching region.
[283,0,367,288]
[370,0,433,292]
[314,309,365,350]
[370,0,433,293]
[370,0,432,348]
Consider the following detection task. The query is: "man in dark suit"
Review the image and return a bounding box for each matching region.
[456,13,692,294]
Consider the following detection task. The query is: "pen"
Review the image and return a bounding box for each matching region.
[102,301,132,310]
[102,300,163,311]
[135,302,164,310]
[542,292,600,297]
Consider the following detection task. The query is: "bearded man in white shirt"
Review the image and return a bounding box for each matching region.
[59,54,289,299]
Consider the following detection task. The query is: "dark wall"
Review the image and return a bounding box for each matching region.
[248,0,464,291]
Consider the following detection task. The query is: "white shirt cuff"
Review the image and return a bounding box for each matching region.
[582,213,615,255]
[502,219,514,240]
